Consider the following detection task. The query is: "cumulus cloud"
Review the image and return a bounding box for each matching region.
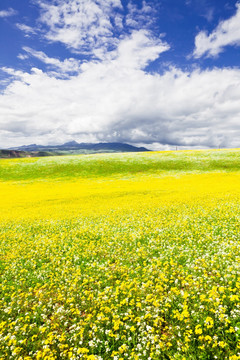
[113,30,169,70]
[1,29,240,149]
[35,0,123,56]
[2,0,240,150]
[193,2,240,58]
[0,8,17,18]
[16,0,161,60]
[22,47,81,74]
[126,1,157,29]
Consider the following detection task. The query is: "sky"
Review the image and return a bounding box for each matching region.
[0,0,240,150]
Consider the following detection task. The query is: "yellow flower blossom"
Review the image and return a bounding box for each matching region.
[1,150,240,359]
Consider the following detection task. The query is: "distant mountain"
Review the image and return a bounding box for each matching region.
[11,141,149,152]
[0,142,149,158]
[0,149,56,159]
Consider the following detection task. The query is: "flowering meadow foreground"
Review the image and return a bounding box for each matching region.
[0,150,240,360]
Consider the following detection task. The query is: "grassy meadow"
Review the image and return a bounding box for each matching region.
[0,149,240,360]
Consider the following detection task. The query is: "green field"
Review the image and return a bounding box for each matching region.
[0,149,240,360]
[0,149,240,181]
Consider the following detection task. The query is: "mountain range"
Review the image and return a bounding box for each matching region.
[0,141,149,158]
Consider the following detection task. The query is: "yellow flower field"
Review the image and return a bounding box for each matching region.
[0,150,240,359]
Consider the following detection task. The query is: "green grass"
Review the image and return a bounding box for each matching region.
[0,149,240,182]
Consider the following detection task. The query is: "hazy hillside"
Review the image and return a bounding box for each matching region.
[1,142,149,158]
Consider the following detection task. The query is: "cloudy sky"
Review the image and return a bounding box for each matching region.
[0,0,240,149]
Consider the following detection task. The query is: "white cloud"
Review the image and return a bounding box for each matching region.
[126,1,156,29]
[17,0,160,61]
[36,0,123,55]
[22,47,81,74]
[1,29,240,149]
[113,30,169,70]
[16,23,37,35]
[17,54,29,61]
[203,7,214,22]
[193,2,240,58]
[18,29,169,75]
[2,0,240,150]
[0,8,17,18]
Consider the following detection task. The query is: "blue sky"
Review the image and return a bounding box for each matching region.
[0,0,240,149]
